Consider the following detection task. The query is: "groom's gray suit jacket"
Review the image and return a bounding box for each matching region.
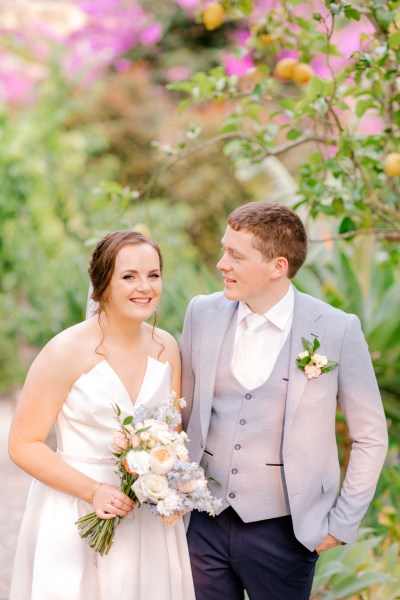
[181,288,388,551]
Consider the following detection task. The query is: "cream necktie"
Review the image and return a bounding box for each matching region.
[232,313,269,389]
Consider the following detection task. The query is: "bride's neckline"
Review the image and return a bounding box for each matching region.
[81,357,169,407]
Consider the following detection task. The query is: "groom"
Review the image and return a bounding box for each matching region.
[181,201,388,600]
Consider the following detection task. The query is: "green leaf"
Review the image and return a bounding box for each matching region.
[355,98,375,118]
[302,337,314,354]
[338,216,357,235]
[122,416,133,426]
[220,122,239,133]
[321,361,339,373]
[375,8,395,29]
[313,337,321,352]
[389,31,400,49]
[343,5,361,21]
[286,128,303,141]
[178,99,191,113]
[298,356,312,366]
[322,572,392,600]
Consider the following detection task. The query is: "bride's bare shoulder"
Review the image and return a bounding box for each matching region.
[35,318,100,376]
[149,325,179,363]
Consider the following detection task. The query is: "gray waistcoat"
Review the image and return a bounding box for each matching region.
[201,312,291,522]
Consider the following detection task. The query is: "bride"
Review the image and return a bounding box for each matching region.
[8,230,195,600]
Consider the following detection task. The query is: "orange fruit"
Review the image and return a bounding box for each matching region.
[383,152,400,176]
[274,57,298,80]
[203,2,224,31]
[292,62,314,84]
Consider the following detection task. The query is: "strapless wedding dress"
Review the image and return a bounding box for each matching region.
[10,358,195,600]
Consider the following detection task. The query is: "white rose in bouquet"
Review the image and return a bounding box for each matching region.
[133,473,169,503]
[144,418,169,440]
[124,450,150,475]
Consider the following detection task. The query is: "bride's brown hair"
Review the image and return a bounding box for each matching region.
[88,230,164,356]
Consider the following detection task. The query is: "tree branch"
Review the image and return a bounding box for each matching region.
[308,228,400,243]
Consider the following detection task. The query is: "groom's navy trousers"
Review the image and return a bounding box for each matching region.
[187,506,319,600]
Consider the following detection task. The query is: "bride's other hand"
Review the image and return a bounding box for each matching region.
[92,483,135,519]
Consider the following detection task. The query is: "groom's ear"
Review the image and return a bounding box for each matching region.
[271,256,289,279]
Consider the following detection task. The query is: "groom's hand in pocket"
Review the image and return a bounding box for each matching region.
[315,534,343,555]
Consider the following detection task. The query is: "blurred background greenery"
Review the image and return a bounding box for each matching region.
[0,1,399,597]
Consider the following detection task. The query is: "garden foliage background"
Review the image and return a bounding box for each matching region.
[0,0,399,597]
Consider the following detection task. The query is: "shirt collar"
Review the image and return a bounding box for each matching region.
[237,284,294,331]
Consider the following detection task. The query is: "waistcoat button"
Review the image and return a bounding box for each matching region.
[245,393,252,400]
[231,468,238,474]
[240,419,246,425]
[234,444,241,450]
[229,493,236,499]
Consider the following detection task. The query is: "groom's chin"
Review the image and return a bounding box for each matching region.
[222,287,238,302]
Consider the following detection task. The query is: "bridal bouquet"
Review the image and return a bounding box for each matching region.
[76,393,221,555]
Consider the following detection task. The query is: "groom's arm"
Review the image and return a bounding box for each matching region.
[328,314,388,544]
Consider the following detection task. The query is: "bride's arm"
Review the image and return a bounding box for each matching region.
[8,333,134,519]
[158,329,183,431]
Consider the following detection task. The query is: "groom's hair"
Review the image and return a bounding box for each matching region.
[228,201,307,279]
[88,230,163,308]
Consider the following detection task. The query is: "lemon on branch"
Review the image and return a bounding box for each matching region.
[383,152,400,177]
[292,63,314,84]
[203,2,224,31]
[274,57,298,79]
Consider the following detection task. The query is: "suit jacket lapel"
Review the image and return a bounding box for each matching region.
[284,290,325,436]
[199,296,237,442]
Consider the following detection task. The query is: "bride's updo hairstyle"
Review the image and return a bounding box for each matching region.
[88,230,163,315]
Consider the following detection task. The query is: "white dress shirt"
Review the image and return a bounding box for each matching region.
[232,285,294,386]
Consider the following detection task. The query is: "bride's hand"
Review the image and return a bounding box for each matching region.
[92,483,135,519]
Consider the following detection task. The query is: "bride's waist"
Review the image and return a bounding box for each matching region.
[57,450,115,465]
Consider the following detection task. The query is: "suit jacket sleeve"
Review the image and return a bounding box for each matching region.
[328,313,388,543]
[180,296,198,432]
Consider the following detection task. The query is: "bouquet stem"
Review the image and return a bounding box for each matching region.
[75,473,136,556]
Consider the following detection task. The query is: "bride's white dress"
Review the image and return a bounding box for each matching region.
[10,358,195,600]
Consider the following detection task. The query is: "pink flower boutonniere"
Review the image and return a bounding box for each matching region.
[296,337,339,380]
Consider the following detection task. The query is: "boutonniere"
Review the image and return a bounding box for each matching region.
[296,337,339,379]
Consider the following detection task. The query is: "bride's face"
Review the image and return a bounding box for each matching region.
[105,243,162,321]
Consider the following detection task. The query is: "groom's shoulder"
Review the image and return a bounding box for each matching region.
[295,289,355,321]
[187,291,228,312]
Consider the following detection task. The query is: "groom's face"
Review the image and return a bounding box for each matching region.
[217,226,278,312]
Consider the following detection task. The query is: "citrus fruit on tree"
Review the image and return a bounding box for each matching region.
[203,2,224,31]
[383,152,400,176]
[274,57,298,80]
[292,63,314,84]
